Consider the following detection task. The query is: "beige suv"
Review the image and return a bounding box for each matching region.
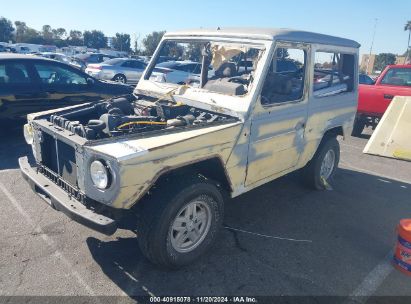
[20,28,360,268]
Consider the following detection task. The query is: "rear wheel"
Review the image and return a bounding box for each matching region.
[302,136,340,190]
[113,74,127,84]
[137,175,224,268]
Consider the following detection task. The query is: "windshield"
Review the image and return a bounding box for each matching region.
[146,40,264,96]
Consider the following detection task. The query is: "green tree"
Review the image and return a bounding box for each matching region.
[374,53,396,72]
[42,24,53,42]
[112,33,131,52]
[83,30,107,49]
[50,28,67,47]
[165,42,183,59]
[24,28,44,44]
[67,30,83,46]
[183,43,202,61]
[14,21,27,43]
[405,20,411,62]
[53,28,66,40]
[142,31,165,55]
[0,17,14,42]
[14,21,44,44]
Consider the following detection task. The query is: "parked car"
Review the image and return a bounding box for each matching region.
[353,64,411,136]
[359,73,375,85]
[37,52,85,70]
[0,54,133,126]
[73,53,116,66]
[151,60,202,85]
[0,45,6,53]
[20,28,359,268]
[85,58,147,85]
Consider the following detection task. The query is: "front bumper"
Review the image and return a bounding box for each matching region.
[19,156,117,235]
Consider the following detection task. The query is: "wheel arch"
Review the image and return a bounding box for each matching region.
[323,126,344,139]
[136,156,232,206]
[301,126,343,169]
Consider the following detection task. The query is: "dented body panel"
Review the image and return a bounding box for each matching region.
[22,28,360,215]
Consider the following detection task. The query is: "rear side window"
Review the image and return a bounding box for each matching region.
[33,63,87,85]
[314,51,355,97]
[87,55,100,63]
[131,61,146,69]
[0,63,31,84]
[121,61,132,67]
[380,68,411,86]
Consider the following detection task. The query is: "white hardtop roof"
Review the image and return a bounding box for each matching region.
[165,27,361,48]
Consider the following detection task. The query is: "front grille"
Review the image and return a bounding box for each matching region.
[38,165,85,202]
[40,132,78,187]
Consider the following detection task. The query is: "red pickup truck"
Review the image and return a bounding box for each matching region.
[353,64,411,136]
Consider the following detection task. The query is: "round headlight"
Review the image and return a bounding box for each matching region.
[90,160,110,189]
[23,123,34,145]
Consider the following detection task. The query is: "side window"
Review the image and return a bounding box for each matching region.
[261,47,306,104]
[131,61,146,69]
[121,61,131,68]
[0,63,31,84]
[88,55,99,63]
[34,63,87,85]
[138,61,147,69]
[314,51,355,97]
[380,68,411,86]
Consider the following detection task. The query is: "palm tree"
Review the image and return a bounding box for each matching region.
[405,21,411,63]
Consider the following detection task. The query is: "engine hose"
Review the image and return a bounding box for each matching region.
[116,121,167,129]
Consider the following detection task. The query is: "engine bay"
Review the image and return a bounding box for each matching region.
[47,94,236,140]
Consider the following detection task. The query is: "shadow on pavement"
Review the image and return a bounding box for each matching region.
[0,126,32,170]
[355,133,371,140]
[87,168,411,297]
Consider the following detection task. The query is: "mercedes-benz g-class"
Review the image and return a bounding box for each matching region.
[20,28,360,268]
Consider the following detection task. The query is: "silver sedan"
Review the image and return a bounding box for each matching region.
[85,58,147,85]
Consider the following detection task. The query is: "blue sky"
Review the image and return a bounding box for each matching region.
[2,0,411,56]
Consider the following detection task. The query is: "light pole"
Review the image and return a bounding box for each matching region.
[366,18,378,74]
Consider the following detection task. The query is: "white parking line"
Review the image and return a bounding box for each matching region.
[0,169,19,173]
[0,182,102,297]
[224,226,313,243]
[343,252,393,304]
[340,161,411,184]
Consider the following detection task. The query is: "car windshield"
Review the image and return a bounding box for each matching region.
[146,40,264,96]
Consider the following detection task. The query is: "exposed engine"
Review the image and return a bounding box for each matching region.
[48,95,234,140]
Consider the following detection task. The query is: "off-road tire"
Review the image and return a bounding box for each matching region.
[302,136,340,190]
[136,175,224,269]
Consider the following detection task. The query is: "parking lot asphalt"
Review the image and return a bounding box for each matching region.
[0,127,411,303]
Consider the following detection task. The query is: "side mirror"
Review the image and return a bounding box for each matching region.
[86,77,95,86]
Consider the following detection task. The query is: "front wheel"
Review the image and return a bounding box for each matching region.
[137,176,224,268]
[302,136,340,190]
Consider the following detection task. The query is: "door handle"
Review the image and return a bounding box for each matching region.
[384,94,394,100]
